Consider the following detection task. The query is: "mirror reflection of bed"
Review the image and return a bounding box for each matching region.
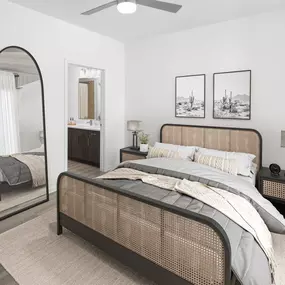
[0,47,48,219]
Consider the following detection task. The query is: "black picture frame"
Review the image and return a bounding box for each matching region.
[0,45,49,221]
[175,74,206,118]
[213,70,251,120]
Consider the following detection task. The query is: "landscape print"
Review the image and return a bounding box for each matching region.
[175,74,205,118]
[213,70,251,120]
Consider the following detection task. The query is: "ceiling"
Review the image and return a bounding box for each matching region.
[10,0,285,42]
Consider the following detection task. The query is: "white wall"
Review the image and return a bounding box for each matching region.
[0,0,125,191]
[68,65,80,120]
[18,80,43,152]
[125,10,285,169]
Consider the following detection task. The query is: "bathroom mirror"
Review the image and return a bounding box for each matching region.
[78,79,95,119]
[78,68,101,120]
[0,46,49,220]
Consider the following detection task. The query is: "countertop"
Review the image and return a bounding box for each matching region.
[68,124,100,131]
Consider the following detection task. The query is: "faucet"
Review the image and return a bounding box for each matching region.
[87,120,93,126]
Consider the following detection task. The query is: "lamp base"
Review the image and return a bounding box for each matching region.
[130,146,140,151]
[131,132,139,150]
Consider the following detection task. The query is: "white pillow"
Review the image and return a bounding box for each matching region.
[154,142,178,152]
[196,148,255,177]
[176,145,196,160]
[154,142,196,161]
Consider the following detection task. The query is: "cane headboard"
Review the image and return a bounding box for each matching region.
[160,124,262,170]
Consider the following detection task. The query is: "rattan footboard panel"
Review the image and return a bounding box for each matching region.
[58,174,230,285]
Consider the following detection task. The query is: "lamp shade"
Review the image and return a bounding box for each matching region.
[127,120,141,131]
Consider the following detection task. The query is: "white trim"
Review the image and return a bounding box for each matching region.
[48,184,57,194]
[64,59,106,172]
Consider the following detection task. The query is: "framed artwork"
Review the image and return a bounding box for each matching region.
[213,70,251,120]
[175,74,205,118]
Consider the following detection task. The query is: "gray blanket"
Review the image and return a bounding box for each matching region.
[0,152,44,186]
[97,160,273,285]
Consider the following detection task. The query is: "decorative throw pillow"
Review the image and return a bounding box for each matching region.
[147,147,181,159]
[194,153,238,176]
[196,148,255,177]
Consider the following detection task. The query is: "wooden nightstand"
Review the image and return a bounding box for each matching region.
[258,167,285,204]
[120,147,148,163]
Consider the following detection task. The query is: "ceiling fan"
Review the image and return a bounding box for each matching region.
[81,0,182,15]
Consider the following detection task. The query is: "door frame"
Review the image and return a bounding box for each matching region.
[64,59,105,172]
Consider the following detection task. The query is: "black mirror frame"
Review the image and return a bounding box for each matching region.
[0,45,49,221]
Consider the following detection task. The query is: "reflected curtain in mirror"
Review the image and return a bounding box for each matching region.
[0,71,20,155]
[78,80,95,119]
[78,82,88,119]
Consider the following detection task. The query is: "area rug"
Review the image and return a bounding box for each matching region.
[0,209,284,285]
[0,209,153,285]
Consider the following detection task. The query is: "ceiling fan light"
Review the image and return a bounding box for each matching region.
[117,2,137,14]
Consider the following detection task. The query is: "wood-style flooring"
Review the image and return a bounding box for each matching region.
[68,160,104,179]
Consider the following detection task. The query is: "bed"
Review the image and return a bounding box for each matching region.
[57,124,284,285]
[0,145,46,201]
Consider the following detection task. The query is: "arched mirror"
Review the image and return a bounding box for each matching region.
[0,46,48,220]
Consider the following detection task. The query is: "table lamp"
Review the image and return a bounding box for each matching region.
[127,120,141,150]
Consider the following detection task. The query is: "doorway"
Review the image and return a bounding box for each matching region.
[64,62,105,178]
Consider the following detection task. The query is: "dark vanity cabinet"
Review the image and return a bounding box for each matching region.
[68,128,100,167]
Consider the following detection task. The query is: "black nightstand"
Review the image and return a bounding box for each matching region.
[120,147,148,163]
[258,167,285,204]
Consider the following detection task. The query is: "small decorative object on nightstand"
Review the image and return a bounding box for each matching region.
[138,131,149,152]
[120,147,148,163]
[269,163,281,176]
[258,166,285,204]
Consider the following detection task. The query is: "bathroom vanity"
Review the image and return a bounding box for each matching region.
[68,126,100,167]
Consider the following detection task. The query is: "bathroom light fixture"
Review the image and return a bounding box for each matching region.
[117,0,137,14]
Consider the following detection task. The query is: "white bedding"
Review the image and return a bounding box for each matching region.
[99,167,275,274]
[26,144,45,153]
[131,157,285,234]
[137,157,257,189]
[238,163,258,185]
[239,172,257,185]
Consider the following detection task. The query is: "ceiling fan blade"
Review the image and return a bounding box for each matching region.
[137,0,182,13]
[81,1,117,15]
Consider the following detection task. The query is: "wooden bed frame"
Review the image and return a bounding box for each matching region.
[57,124,262,285]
